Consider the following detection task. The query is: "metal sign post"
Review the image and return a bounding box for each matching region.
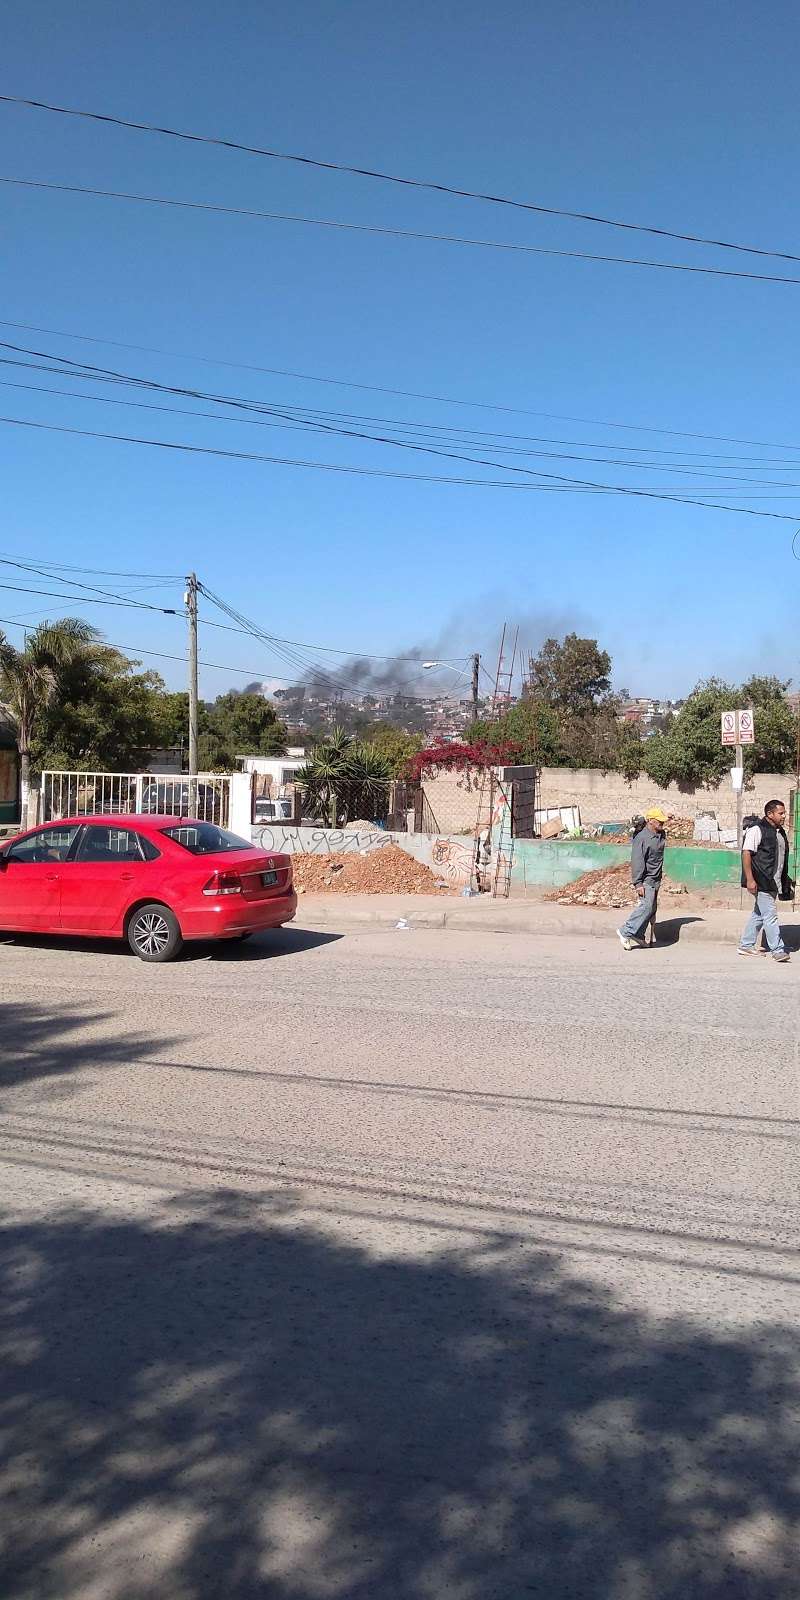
[721,709,754,846]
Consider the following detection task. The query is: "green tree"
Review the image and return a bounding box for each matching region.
[527,635,612,712]
[199,692,288,770]
[153,691,190,753]
[641,677,797,786]
[32,651,173,777]
[517,633,631,769]
[360,724,423,777]
[295,728,390,826]
[467,699,562,766]
[0,618,99,826]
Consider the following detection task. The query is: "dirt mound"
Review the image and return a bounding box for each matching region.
[545,863,688,907]
[292,843,452,895]
[664,815,694,840]
[594,815,695,845]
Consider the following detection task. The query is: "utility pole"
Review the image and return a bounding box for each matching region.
[186,572,199,776]
[471,652,480,720]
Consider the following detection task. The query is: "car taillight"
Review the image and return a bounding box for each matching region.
[202,870,243,896]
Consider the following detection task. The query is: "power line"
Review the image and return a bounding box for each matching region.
[3,91,799,267]
[194,610,468,663]
[0,547,181,579]
[0,568,467,674]
[3,176,800,288]
[196,583,471,704]
[5,339,797,491]
[197,581,393,700]
[0,613,468,704]
[5,408,800,519]
[8,337,800,476]
[0,412,570,488]
[0,577,182,611]
[0,612,334,683]
[6,374,794,487]
[0,556,182,612]
[5,314,800,454]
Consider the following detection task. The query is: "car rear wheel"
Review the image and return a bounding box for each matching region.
[127,903,183,963]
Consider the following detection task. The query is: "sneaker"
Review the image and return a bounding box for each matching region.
[737,946,760,956]
[616,929,638,951]
[772,951,791,963]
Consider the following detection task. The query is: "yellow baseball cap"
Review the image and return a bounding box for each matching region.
[645,807,668,823]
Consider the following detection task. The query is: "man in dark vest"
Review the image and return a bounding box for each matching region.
[738,799,792,962]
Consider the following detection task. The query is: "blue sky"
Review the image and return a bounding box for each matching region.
[3,0,800,699]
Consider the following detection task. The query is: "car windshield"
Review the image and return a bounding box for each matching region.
[162,823,252,855]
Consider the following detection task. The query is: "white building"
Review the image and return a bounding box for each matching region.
[236,751,307,822]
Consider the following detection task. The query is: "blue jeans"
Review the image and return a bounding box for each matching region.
[740,891,785,954]
[620,881,659,941]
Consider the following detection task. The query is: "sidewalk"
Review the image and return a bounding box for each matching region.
[295,892,787,947]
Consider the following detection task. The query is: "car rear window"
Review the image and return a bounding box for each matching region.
[162,823,252,855]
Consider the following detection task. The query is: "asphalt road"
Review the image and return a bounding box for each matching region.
[2,923,799,1599]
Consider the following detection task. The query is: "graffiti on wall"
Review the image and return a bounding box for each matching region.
[430,836,473,885]
[253,826,393,857]
[252,825,474,885]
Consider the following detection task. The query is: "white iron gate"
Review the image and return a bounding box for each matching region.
[41,770,231,827]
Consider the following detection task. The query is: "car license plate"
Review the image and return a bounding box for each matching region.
[261,869,278,887]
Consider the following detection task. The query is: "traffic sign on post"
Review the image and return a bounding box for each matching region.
[721,709,755,746]
[738,708,755,745]
[721,710,755,845]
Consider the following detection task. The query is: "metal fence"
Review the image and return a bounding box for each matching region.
[40,771,231,828]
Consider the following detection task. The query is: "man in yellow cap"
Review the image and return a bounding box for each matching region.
[617,808,668,950]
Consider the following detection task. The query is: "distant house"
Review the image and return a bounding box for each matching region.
[0,706,19,824]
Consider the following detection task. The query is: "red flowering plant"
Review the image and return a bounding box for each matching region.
[405,738,521,782]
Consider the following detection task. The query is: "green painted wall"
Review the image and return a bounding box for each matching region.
[503,836,744,890]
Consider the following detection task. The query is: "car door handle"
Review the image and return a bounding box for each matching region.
[46,872,60,881]
[120,872,134,881]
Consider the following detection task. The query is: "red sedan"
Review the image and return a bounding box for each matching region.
[0,815,296,961]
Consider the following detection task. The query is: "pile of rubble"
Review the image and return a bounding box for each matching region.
[545,863,688,908]
[291,844,452,895]
[665,815,694,841]
[593,814,695,845]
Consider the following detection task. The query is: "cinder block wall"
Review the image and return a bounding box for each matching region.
[421,770,485,833]
[536,768,793,830]
[419,766,796,835]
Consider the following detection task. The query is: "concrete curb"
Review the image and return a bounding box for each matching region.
[295,896,766,947]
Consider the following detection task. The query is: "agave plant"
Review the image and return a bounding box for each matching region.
[0,618,99,827]
[295,727,390,827]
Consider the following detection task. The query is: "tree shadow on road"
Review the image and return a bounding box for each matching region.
[1,1183,798,1600]
[0,1001,182,1095]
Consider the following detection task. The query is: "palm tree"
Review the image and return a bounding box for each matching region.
[295,727,353,828]
[295,727,390,827]
[0,618,99,828]
[347,741,392,823]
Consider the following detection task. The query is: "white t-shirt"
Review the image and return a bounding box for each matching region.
[743,824,785,895]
